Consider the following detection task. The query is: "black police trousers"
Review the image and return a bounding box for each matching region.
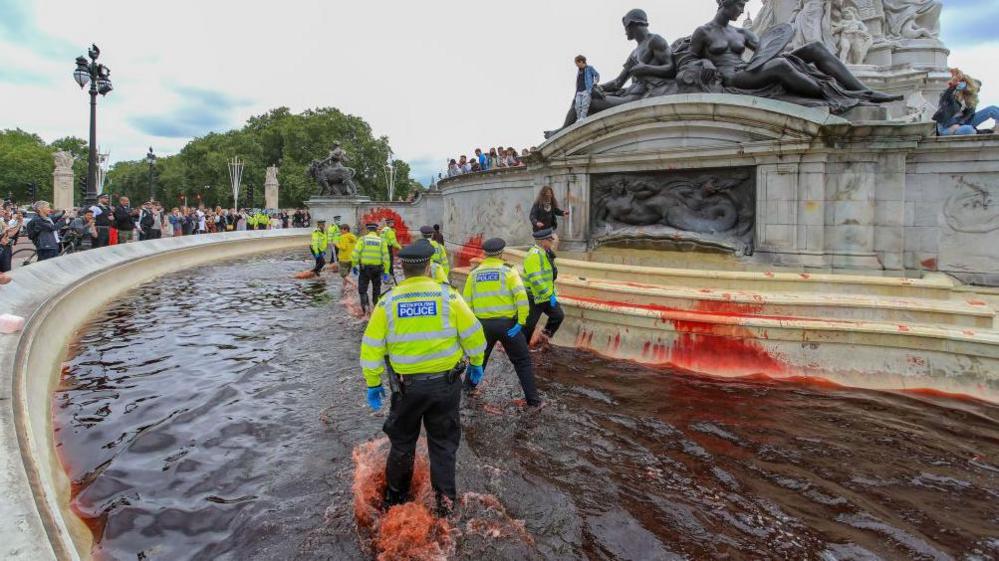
[383,375,461,510]
[357,265,384,310]
[525,300,565,342]
[312,253,326,276]
[466,317,540,405]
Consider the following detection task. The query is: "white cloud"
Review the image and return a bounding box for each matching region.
[2,0,997,184]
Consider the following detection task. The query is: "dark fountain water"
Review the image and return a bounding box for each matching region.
[55,252,999,561]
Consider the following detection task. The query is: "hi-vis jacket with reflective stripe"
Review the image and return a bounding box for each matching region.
[381,227,402,250]
[463,257,529,324]
[325,224,341,245]
[430,239,449,276]
[431,261,449,284]
[352,232,391,269]
[522,245,556,304]
[310,229,328,255]
[360,276,486,387]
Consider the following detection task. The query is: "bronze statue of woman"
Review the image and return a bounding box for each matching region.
[690,0,900,106]
[557,9,676,131]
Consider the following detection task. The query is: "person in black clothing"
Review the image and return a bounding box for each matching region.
[292,209,304,228]
[0,212,24,272]
[91,193,112,247]
[932,68,999,136]
[25,201,69,261]
[529,186,569,232]
[113,196,138,243]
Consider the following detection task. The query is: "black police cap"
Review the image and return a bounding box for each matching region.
[420,225,434,237]
[483,237,506,255]
[399,241,435,264]
[533,228,554,240]
[366,222,378,230]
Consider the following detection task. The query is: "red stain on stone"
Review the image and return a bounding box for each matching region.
[897,324,911,332]
[361,208,412,245]
[800,273,811,280]
[962,329,976,337]
[764,271,775,278]
[456,234,484,268]
[920,258,938,271]
[966,299,987,307]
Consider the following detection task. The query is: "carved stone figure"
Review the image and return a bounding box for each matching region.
[789,0,833,52]
[265,165,278,186]
[592,169,756,255]
[53,150,74,173]
[883,0,941,40]
[556,9,676,132]
[685,0,900,113]
[833,6,874,65]
[308,143,358,197]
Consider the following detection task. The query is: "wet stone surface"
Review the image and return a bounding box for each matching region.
[56,252,999,560]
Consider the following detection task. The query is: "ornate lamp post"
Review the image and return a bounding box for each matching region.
[146,147,156,202]
[73,44,113,207]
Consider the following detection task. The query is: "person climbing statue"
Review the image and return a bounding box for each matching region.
[359,241,486,517]
[523,228,564,347]
[463,237,542,407]
[352,222,392,314]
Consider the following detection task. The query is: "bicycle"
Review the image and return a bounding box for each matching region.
[13,230,83,267]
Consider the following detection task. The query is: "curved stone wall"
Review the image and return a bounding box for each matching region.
[0,230,309,560]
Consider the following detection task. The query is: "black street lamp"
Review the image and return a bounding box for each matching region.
[146,147,156,202]
[73,44,113,207]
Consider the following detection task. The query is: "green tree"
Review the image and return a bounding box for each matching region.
[0,129,54,203]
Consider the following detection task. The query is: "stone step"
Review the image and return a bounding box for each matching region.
[500,249,959,300]
[558,277,996,330]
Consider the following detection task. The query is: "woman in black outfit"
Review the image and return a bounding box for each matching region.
[529,186,569,232]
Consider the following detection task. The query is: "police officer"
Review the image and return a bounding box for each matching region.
[523,228,564,345]
[310,219,328,275]
[462,237,541,406]
[381,218,402,282]
[326,215,342,263]
[360,241,486,515]
[420,225,449,278]
[352,222,392,314]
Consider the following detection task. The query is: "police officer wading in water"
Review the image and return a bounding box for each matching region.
[523,228,565,346]
[310,219,329,276]
[360,242,487,516]
[463,237,543,407]
[352,222,392,314]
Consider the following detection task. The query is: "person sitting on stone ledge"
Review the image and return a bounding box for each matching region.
[933,68,999,136]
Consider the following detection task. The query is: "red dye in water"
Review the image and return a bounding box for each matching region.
[352,438,452,561]
[361,208,412,245]
[456,235,484,268]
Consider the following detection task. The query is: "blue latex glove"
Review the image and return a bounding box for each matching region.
[351,267,359,277]
[467,364,484,385]
[366,386,385,411]
[506,323,523,338]
[549,294,558,308]
[382,273,391,283]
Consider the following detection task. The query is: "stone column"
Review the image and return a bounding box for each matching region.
[264,165,279,210]
[52,151,74,211]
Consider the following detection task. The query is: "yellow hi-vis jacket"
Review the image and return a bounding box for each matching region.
[310,229,328,255]
[430,239,449,276]
[463,257,530,324]
[381,226,402,250]
[353,231,391,269]
[256,213,269,228]
[246,215,257,228]
[431,261,449,284]
[337,232,357,263]
[522,245,556,304]
[325,223,341,245]
[360,276,486,387]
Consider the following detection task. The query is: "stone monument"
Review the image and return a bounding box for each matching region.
[264,165,279,210]
[52,151,74,211]
[749,0,948,118]
[305,143,370,225]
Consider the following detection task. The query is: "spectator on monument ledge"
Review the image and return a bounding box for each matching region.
[933,68,999,136]
[488,148,500,169]
[470,160,482,173]
[447,159,461,177]
[572,54,600,121]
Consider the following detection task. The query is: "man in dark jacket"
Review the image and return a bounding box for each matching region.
[90,193,112,247]
[26,201,69,260]
[113,196,137,243]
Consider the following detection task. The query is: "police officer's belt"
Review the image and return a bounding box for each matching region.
[401,370,452,384]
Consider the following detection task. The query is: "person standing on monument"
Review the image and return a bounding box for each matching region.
[572,55,600,121]
[352,223,392,314]
[530,186,569,233]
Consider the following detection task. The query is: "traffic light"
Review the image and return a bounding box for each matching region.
[27,182,37,201]
[246,184,254,207]
[78,177,88,202]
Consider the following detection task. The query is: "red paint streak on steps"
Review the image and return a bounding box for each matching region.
[456,235,484,268]
[361,208,412,245]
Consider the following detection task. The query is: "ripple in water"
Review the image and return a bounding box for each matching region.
[56,252,999,560]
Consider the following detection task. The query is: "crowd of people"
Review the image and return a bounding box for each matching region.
[445,146,534,177]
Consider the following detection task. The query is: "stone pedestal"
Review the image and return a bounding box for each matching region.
[52,151,74,211]
[264,166,280,210]
[306,196,371,227]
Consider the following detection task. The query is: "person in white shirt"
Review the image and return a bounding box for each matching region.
[196,209,206,234]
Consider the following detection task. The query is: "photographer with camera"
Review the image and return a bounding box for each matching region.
[25,201,71,261]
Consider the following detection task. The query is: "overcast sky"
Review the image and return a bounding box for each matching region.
[2,0,996,184]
